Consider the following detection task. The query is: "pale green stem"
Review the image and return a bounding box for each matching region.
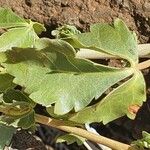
[35,114,137,150]
[76,44,150,59]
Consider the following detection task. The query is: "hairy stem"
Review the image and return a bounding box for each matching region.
[35,114,136,150]
[137,59,150,70]
[76,45,150,70]
[76,44,150,59]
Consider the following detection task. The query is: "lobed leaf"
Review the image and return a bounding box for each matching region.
[0,8,46,52]
[70,71,146,124]
[55,19,138,64]
[0,11,145,125]
[2,39,134,115]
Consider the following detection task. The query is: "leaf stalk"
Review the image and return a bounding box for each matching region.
[35,114,137,150]
[137,59,150,70]
[76,44,150,59]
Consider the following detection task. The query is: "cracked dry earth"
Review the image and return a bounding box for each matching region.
[1,0,150,150]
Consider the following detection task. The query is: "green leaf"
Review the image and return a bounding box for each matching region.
[132,131,150,149]
[2,39,134,115]
[0,89,34,116]
[0,27,38,52]
[70,71,146,124]
[57,19,138,64]
[0,89,35,129]
[0,7,46,35]
[0,101,33,117]
[57,133,85,145]
[51,24,81,39]
[33,22,46,35]
[0,123,16,149]
[35,38,76,57]
[0,7,27,28]
[18,111,35,129]
[3,89,35,106]
[46,106,71,120]
[0,110,35,129]
[0,74,15,92]
[0,8,46,52]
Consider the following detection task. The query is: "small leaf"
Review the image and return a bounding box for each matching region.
[3,89,35,106]
[51,25,81,39]
[16,110,35,129]
[0,7,27,28]
[0,88,35,129]
[0,123,16,149]
[33,22,46,35]
[0,89,34,117]
[57,133,85,145]
[0,101,33,117]
[70,71,146,124]
[0,74,15,92]
[0,27,38,52]
[57,19,138,64]
[132,131,150,149]
[0,110,35,129]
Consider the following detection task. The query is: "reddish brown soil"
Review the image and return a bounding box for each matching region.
[0,0,149,43]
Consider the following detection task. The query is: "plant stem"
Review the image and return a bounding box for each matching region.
[76,44,150,59]
[76,46,150,70]
[137,59,150,70]
[35,114,134,150]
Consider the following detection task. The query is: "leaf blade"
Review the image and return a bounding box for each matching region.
[55,19,138,64]
[2,40,134,115]
[0,27,38,52]
[0,123,16,149]
[0,74,15,92]
[0,7,28,28]
[70,71,146,124]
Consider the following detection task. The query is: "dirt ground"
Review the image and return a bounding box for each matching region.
[1,0,150,150]
[0,0,150,43]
